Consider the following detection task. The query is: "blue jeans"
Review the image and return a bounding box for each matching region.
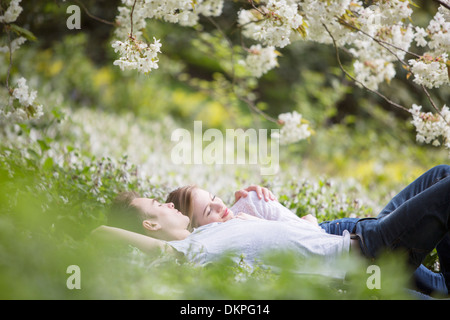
[355,165,450,273]
[320,165,450,296]
[320,218,448,295]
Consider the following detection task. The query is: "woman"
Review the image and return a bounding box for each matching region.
[166,165,450,296]
[165,184,318,230]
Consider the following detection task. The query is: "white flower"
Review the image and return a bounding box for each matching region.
[0,36,26,54]
[414,27,428,47]
[1,77,43,123]
[112,36,162,74]
[0,0,23,23]
[238,0,303,48]
[240,45,279,77]
[408,53,449,89]
[272,111,311,144]
[410,104,450,150]
[353,59,396,91]
[13,77,37,106]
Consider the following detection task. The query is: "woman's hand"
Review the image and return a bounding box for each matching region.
[234,185,277,203]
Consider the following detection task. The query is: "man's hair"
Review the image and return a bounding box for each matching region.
[165,185,197,230]
[108,191,146,234]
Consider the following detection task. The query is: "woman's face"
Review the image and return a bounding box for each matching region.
[190,188,234,227]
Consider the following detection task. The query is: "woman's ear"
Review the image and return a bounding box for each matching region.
[142,220,161,232]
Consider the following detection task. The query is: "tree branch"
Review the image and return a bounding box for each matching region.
[432,0,450,11]
[239,96,279,124]
[6,27,13,92]
[323,23,410,113]
[74,0,116,26]
[421,85,450,126]
[336,17,421,61]
[129,0,137,37]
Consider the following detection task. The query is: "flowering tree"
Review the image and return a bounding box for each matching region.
[1,0,449,152]
[0,0,42,122]
[108,0,450,151]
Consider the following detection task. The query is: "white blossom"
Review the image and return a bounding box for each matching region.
[410,104,450,151]
[408,53,449,89]
[240,45,279,77]
[112,36,162,74]
[414,27,428,47]
[238,0,303,48]
[0,0,23,23]
[409,3,450,89]
[272,111,311,144]
[1,77,43,123]
[0,36,26,54]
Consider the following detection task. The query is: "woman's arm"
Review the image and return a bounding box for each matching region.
[91,225,174,255]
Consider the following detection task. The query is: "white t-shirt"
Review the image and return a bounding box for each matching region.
[169,192,350,278]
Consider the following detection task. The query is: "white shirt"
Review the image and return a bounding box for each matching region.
[169,192,350,278]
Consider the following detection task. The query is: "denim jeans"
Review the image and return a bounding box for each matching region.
[355,165,450,269]
[320,165,450,296]
[320,218,448,295]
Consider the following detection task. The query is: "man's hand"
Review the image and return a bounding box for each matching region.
[235,185,277,203]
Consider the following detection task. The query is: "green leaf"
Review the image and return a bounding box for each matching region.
[9,24,37,41]
[37,139,50,152]
[42,157,54,171]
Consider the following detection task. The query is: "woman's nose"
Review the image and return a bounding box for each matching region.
[213,203,224,211]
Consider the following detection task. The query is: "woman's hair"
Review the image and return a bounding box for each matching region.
[166,185,198,230]
[108,190,146,234]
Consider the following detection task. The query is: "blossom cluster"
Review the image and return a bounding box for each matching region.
[236,0,419,90]
[410,104,450,152]
[0,36,26,54]
[408,54,449,89]
[1,78,43,123]
[114,0,224,40]
[240,45,279,78]
[238,0,304,49]
[111,36,162,74]
[112,0,224,73]
[409,5,450,88]
[272,111,311,145]
[110,0,449,148]
[1,0,42,124]
[0,0,26,54]
[0,0,22,23]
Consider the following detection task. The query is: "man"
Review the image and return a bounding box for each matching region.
[94,194,190,254]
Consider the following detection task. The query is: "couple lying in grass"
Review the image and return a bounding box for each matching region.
[93,165,450,296]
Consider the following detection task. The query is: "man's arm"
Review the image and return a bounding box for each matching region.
[91,225,174,255]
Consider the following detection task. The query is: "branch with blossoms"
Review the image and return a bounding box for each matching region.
[107,0,449,150]
[0,0,43,123]
[333,16,450,127]
[322,23,410,114]
[433,0,450,11]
